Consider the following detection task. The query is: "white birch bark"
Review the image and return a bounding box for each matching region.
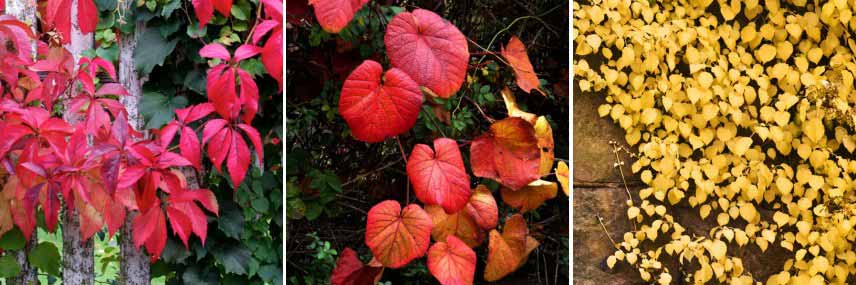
[61,0,95,284]
[117,3,150,284]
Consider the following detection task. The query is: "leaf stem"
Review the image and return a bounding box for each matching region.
[395,136,410,203]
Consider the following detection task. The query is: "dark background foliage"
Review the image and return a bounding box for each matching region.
[285,0,569,284]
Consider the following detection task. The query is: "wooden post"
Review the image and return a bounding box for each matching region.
[61,0,95,284]
[116,3,150,284]
[4,1,38,284]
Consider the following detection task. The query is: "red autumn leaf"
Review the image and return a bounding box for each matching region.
[424,185,497,248]
[385,9,469,98]
[160,103,214,169]
[365,200,433,268]
[406,138,471,213]
[339,60,423,143]
[427,235,476,285]
[166,205,193,248]
[484,214,539,282]
[500,180,557,213]
[309,0,369,33]
[465,185,498,230]
[75,193,103,241]
[201,119,263,188]
[89,185,125,237]
[44,0,98,43]
[501,36,544,95]
[255,0,283,88]
[330,247,384,285]
[425,205,483,248]
[470,117,541,190]
[132,205,167,263]
[191,0,233,27]
[200,43,261,124]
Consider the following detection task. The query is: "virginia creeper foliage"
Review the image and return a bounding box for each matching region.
[0,0,282,264]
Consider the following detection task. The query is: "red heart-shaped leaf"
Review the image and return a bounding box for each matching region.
[465,185,498,230]
[407,138,471,213]
[365,200,433,268]
[470,117,541,190]
[330,247,384,285]
[309,0,369,33]
[339,60,423,142]
[385,9,469,98]
[427,235,476,285]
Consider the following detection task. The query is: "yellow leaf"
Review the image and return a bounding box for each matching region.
[804,118,824,143]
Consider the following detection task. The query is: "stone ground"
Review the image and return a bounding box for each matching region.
[572,89,789,284]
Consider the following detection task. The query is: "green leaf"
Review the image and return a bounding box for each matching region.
[134,29,177,75]
[218,202,244,239]
[139,92,188,129]
[183,70,207,94]
[238,59,266,77]
[0,254,20,278]
[0,228,26,251]
[258,264,279,282]
[187,22,208,38]
[161,0,182,18]
[29,242,60,276]
[251,198,270,213]
[158,20,182,38]
[231,0,252,21]
[304,202,323,221]
[96,45,119,63]
[182,265,218,285]
[95,0,117,11]
[212,245,253,275]
[161,238,191,264]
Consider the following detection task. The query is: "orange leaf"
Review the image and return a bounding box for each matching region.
[470,117,541,190]
[483,214,539,281]
[330,247,384,285]
[428,235,476,285]
[556,161,569,196]
[0,175,16,238]
[501,36,544,95]
[501,180,558,213]
[365,200,433,268]
[426,205,484,247]
[465,185,498,230]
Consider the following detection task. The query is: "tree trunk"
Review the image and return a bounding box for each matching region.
[117,5,150,284]
[9,234,37,285]
[5,1,38,284]
[61,0,95,284]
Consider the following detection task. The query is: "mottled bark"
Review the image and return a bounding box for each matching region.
[5,0,38,284]
[9,234,37,285]
[116,3,150,284]
[62,212,94,285]
[60,0,95,284]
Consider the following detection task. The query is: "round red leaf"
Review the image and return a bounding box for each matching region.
[384,9,469,98]
[427,235,476,285]
[310,0,369,33]
[339,60,423,143]
[406,138,471,213]
[365,200,433,268]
